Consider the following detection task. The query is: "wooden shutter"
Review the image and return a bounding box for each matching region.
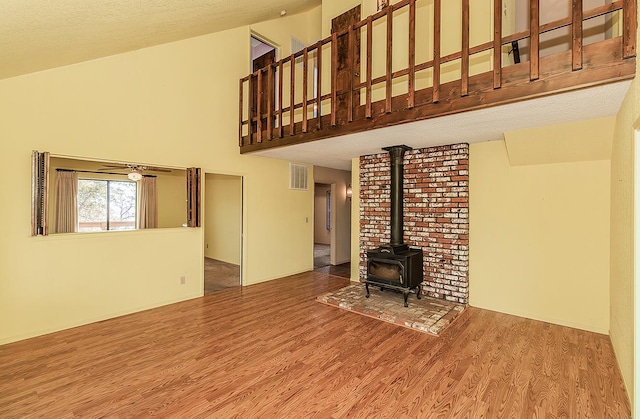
[31,150,50,236]
[186,167,201,228]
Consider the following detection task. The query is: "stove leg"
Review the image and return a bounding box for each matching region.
[403,290,409,307]
[365,282,370,298]
[415,284,422,300]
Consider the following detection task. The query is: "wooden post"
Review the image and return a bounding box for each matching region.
[257,69,263,143]
[290,55,296,135]
[385,6,393,113]
[331,32,338,127]
[572,0,583,71]
[316,41,323,129]
[348,25,354,122]
[267,64,274,139]
[623,0,637,58]
[248,75,254,143]
[408,0,416,108]
[278,61,284,138]
[530,0,540,81]
[238,79,244,146]
[433,0,441,103]
[303,49,308,132]
[366,16,373,118]
[493,0,502,89]
[461,0,470,96]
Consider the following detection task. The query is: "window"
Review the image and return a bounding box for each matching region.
[78,179,137,232]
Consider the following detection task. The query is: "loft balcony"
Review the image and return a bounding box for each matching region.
[238,0,636,166]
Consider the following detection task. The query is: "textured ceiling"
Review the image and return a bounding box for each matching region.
[253,81,632,171]
[0,0,321,80]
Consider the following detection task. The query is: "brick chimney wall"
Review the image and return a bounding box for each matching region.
[359,143,469,304]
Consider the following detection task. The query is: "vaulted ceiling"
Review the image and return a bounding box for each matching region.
[0,0,321,80]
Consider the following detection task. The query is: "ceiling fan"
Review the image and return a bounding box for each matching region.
[99,163,172,180]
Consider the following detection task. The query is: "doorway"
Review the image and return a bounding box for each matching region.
[314,183,332,269]
[313,173,351,279]
[251,35,277,135]
[204,173,243,294]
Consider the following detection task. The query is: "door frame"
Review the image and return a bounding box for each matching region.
[203,172,244,290]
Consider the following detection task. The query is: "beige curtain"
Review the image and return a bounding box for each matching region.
[53,171,78,233]
[139,176,158,229]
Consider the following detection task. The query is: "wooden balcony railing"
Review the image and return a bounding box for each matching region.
[239,0,636,153]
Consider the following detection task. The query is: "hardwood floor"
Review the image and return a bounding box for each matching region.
[0,271,630,418]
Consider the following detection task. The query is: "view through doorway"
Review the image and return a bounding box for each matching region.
[313,178,351,279]
[204,173,243,294]
[314,183,332,269]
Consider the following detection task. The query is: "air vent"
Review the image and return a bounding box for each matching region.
[289,163,308,190]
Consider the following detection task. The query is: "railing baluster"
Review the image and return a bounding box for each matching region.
[366,16,373,118]
[385,6,393,113]
[530,0,540,81]
[267,64,274,140]
[433,0,441,103]
[623,0,637,58]
[461,0,470,97]
[572,0,583,71]
[257,70,263,143]
[238,79,244,146]
[278,61,284,138]
[248,75,254,143]
[493,0,502,89]
[408,0,416,108]
[303,49,309,133]
[348,25,354,122]
[331,32,338,127]
[316,41,323,129]
[290,54,295,135]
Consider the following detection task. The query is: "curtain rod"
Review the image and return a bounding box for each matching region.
[55,168,156,178]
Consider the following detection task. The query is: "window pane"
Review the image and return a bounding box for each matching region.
[78,179,107,231]
[108,181,137,230]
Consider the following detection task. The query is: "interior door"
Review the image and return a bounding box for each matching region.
[251,49,276,137]
[331,5,361,125]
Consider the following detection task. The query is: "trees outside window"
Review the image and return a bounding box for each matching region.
[78,179,136,231]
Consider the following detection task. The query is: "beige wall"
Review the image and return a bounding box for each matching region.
[204,174,242,265]
[469,132,611,334]
[314,165,352,265]
[610,76,639,415]
[607,5,640,411]
[0,9,321,345]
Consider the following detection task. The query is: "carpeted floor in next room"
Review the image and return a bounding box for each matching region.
[313,243,351,279]
[204,258,240,294]
[313,243,331,268]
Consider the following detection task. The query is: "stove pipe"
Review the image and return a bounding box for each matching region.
[382,145,412,247]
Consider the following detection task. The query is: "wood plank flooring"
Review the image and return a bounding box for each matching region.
[0,271,631,418]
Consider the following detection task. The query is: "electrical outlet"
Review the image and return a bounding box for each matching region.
[180,276,186,285]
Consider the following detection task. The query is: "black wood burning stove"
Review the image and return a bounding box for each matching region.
[365,145,424,307]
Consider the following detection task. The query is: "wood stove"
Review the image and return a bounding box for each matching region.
[365,145,423,307]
